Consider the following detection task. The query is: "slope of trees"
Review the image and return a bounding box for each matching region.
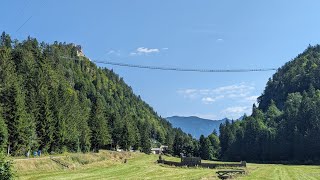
[7,32,320,164]
[259,45,320,111]
[220,45,320,163]
[0,32,196,156]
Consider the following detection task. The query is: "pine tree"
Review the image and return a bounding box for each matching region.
[208,132,220,158]
[140,121,151,154]
[0,32,12,48]
[199,135,213,160]
[110,113,123,150]
[0,110,8,152]
[119,115,136,151]
[0,33,196,157]
[52,84,68,152]
[89,94,110,151]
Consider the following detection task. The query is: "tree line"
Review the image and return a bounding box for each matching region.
[220,45,320,163]
[0,32,220,159]
[2,32,320,166]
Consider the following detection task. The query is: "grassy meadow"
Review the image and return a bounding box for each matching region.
[13,150,320,180]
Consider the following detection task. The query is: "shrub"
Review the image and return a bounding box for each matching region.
[0,153,14,180]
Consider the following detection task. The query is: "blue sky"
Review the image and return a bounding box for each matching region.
[2,0,320,119]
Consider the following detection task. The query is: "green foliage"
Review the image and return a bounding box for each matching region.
[0,32,195,157]
[220,45,320,163]
[0,112,8,151]
[89,94,111,151]
[14,151,320,180]
[172,128,198,157]
[258,45,320,111]
[0,32,12,48]
[140,121,152,154]
[0,153,14,180]
[199,135,213,160]
[208,132,220,158]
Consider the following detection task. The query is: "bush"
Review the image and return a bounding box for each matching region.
[0,153,14,180]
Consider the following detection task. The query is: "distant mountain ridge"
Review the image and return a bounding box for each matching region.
[166,116,231,139]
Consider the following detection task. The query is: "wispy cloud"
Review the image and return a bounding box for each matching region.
[177,89,198,99]
[201,95,224,104]
[216,38,224,43]
[202,97,216,104]
[177,83,256,104]
[177,83,258,119]
[130,47,160,56]
[243,95,259,104]
[222,106,250,114]
[107,50,115,55]
[106,49,121,56]
[221,106,251,119]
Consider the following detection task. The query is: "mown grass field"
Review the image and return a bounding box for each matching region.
[13,151,320,180]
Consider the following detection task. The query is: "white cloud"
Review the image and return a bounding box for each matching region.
[177,83,255,104]
[107,50,115,54]
[130,47,160,56]
[201,95,224,104]
[212,84,254,95]
[177,83,257,119]
[222,106,249,114]
[221,106,251,119]
[162,47,169,50]
[202,97,216,104]
[243,95,259,104]
[137,47,159,53]
[216,38,224,42]
[177,89,198,99]
[107,49,121,56]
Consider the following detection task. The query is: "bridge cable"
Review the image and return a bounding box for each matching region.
[60,56,277,73]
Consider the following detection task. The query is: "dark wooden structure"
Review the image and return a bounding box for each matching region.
[216,170,245,179]
[181,157,201,166]
[157,158,246,169]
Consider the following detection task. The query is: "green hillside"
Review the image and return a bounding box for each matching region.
[259,45,320,111]
[220,45,320,162]
[0,32,197,157]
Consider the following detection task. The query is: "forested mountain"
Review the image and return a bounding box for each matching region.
[259,45,320,111]
[0,32,199,156]
[219,45,320,163]
[166,116,228,138]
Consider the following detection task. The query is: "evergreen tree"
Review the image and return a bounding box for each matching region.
[36,91,55,152]
[0,111,8,152]
[199,135,213,160]
[0,32,12,48]
[89,94,111,151]
[119,114,136,150]
[0,33,196,156]
[208,132,220,158]
[140,121,151,154]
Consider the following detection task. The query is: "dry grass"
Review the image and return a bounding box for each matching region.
[13,150,134,175]
[14,151,217,180]
[14,151,320,180]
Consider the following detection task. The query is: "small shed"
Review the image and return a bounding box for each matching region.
[151,148,161,154]
[151,145,169,154]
